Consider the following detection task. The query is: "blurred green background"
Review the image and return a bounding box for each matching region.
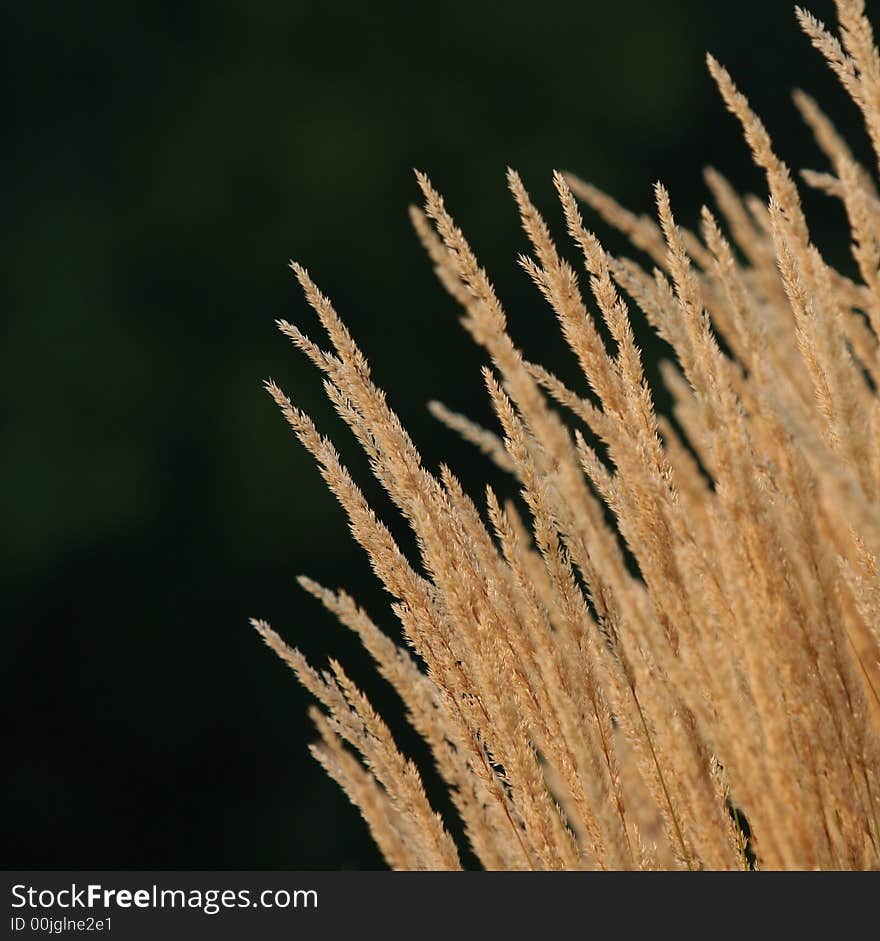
[5,0,859,868]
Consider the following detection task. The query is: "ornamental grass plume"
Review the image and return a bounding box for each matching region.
[252,0,880,870]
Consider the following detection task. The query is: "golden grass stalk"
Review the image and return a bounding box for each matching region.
[253,1,880,870]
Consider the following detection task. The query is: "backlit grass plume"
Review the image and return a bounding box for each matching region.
[253,0,880,870]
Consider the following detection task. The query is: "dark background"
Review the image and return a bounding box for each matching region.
[5,0,863,868]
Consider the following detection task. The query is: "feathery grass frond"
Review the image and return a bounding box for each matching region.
[253,3,880,870]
